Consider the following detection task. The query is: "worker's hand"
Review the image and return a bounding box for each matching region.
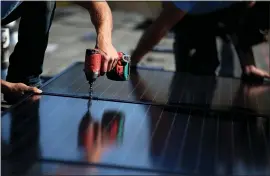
[244,65,270,78]
[242,65,270,83]
[85,121,113,163]
[6,82,42,96]
[95,37,119,75]
[3,82,42,101]
[2,81,42,104]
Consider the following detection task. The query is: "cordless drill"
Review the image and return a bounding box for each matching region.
[84,49,131,100]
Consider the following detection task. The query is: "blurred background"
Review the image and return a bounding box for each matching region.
[1,1,269,80]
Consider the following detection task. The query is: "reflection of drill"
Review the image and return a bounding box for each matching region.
[78,110,125,150]
[84,49,131,84]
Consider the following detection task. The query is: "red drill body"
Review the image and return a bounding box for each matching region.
[84,49,102,83]
[84,48,130,103]
[84,49,130,84]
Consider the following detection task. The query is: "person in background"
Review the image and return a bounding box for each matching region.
[131,1,270,80]
[170,2,234,76]
[1,1,118,103]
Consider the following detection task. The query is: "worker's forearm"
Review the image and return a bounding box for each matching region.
[131,23,170,63]
[89,1,113,40]
[74,1,113,42]
[131,2,186,64]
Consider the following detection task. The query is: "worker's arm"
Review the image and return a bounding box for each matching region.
[74,1,118,73]
[131,2,187,65]
[230,2,270,80]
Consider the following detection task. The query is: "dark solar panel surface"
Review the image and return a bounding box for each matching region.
[2,95,270,175]
[23,162,160,176]
[2,159,160,176]
[41,62,270,116]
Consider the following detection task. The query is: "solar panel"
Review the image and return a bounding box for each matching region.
[2,95,270,175]
[41,62,270,116]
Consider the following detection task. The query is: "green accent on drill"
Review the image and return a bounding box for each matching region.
[106,63,130,81]
[117,118,124,141]
[123,63,130,80]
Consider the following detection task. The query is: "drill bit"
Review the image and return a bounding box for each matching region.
[88,81,94,110]
[89,82,93,99]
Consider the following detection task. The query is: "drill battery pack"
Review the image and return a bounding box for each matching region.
[106,53,131,81]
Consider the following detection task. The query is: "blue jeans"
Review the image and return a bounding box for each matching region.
[1,1,56,87]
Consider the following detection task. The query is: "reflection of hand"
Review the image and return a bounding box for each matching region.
[85,122,113,163]
[242,84,270,111]
[243,84,270,97]
[80,111,124,164]
[233,83,270,112]
[29,95,42,102]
